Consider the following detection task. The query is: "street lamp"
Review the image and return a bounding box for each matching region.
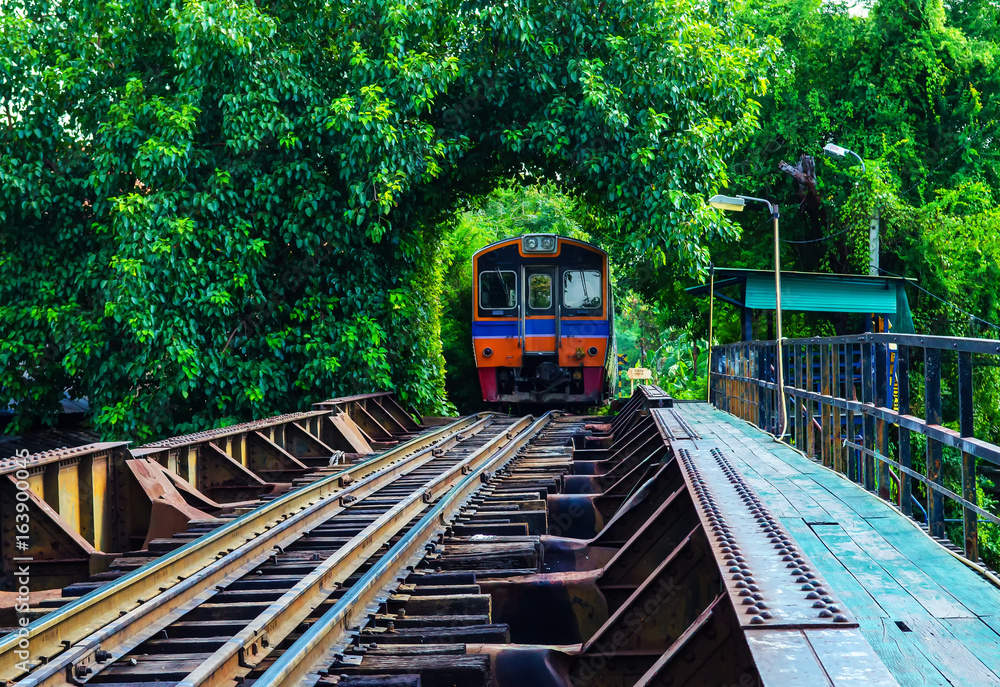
[709,194,787,439]
[822,143,865,173]
[824,142,878,276]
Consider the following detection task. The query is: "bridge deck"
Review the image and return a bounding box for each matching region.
[677,402,1000,687]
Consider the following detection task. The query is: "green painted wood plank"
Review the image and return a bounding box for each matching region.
[978,617,1000,646]
[762,476,833,522]
[732,473,802,519]
[903,617,1000,686]
[808,474,900,519]
[782,518,888,620]
[677,401,1000,685]
[811,524,934,621]
[784,476,862,523]
[862,516,1000,614]
[830,521,973,619]
[938,617,1000,676]
[745,630,831,684]
[858,619,954,687]
[805,627,903,685]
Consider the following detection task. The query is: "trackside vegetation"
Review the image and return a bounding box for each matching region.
[1,0,773,440]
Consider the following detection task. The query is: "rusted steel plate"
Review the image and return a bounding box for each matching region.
[0,414,487,683]
[0,442,128,476]
[653,408,700,441]
[139,411,330,449]
[677,443,855,629]
[651,408,856,630]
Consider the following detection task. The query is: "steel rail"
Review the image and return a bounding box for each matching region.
[176,415,536,687]
[254,412,557,687]
[0,413,491,683]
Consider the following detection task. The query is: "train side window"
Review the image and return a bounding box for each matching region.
[528,273,552,309]
[562,270,602,309]
[479,271,517,310]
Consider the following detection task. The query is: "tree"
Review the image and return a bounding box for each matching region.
[1,0,773,439]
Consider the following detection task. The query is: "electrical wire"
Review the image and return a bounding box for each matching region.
[780,225,858,244]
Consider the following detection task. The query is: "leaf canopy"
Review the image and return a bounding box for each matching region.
[1,0,773,438]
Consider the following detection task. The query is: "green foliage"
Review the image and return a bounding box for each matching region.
[1,0,774,438]
[610,291,709,400]
[649,331,709,400]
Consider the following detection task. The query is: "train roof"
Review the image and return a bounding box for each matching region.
[472,235,607,260]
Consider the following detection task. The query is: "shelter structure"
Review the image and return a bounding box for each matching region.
[686,268,916,340]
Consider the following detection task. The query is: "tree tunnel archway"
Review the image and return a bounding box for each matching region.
[0,0,773,437]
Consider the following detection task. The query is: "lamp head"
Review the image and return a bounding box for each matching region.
[823,143,849,159]
[708,194,746,212]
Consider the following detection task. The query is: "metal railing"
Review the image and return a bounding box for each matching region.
[710,333,1000,562]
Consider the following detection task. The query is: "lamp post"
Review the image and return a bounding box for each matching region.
[709,194,787,438]
[824,143,877,276]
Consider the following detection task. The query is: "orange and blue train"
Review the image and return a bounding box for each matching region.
[472,234,615,407]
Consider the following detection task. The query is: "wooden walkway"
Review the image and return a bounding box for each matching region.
[676,402,1000,687]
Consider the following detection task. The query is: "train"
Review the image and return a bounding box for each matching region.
[472,233,615,407]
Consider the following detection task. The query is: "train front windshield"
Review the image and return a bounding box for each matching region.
[562,269,602,309]
[479,271,517,310]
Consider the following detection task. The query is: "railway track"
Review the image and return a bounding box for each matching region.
[2,387,903,687]
[1,412,545,686]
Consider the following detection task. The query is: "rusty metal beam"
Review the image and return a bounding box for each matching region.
[0,413,487,683]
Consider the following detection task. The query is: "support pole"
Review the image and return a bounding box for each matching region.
[869,207,880,276]
[707,264,715,403]
[773,207,786,438]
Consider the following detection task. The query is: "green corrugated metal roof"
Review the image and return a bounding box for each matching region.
[745,274,897,313]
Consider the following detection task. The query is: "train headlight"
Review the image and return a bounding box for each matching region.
[522,234,558,253]
[483,347,493,357]
[588,346,599,356]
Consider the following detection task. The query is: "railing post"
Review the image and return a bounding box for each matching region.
[789,344,799,449]
[755,344,763,429]
[752,344,760,429]
[726,347,736,415]
[737,344,743,420]
[821,344,831,468]
[795,344,802,449]
[806,344,816,458]
[852,342,862,484]
[708,347,713,406]
[833,343,843,474]
[862,338,875,492]
[925,348,945,539]
[743,343,750,421]
[875,337,890,500]
[897,346,912,517]
[846,343,856,482]
[958,350,978,561]
[720,348,727,412]
[709,347,715,406]
[767,342,776,434]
